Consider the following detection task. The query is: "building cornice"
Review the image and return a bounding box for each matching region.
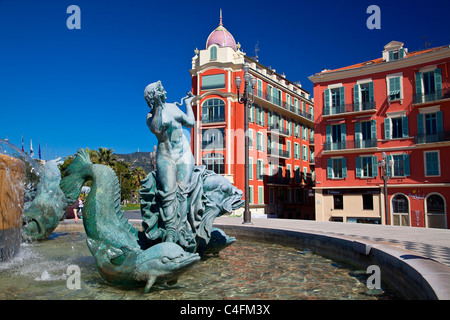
[309,46,450,84]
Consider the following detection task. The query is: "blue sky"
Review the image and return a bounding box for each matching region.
[1,0,449,160]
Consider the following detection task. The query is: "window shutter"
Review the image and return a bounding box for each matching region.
[372,156,378,177]
[402,116,409,137]
[371,120,377,141]
[355,122,361,148]
[384,118,391,139]
[399,48,405,58]
[353,84,360,111]
[256,160,260,179]
[368,81,375,103]
[387,155,392,177]
[341,124,346,149]
[342,158,347,178]
[324,89,330,115]
[355,157,362,178]
[249,158,253,179]
[436,111,443,134]
[415,72,422,103]
[326,125,332,149]
[404,154,410,176]
[327,159,332,178]
[435,68,442,96]
[262,108,265,126]
[417,114,424,143]
[389,51,394,61]
[339,86,345,107]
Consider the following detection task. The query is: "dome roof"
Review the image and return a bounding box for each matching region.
[205,13,237,51]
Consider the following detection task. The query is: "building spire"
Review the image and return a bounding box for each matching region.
[219,8,223,26]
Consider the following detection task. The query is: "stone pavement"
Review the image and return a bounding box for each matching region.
[123,210,450,267]
[212,216,450,268]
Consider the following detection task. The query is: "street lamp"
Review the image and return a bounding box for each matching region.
[378,152,393,225]
[235,62,256,225]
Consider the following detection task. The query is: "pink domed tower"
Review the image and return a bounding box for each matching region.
[205,10,237,51]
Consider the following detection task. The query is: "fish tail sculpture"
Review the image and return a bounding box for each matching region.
[60,149,200,292]
[22,158,73,241]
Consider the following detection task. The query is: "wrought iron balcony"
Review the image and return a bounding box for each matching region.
[268,125,291,137]
[201,114,225,123]
[413,89,450,104]
[415,131,450,144]
[322,101,376,116]
[267,148,290,159]
[323,139,378,151]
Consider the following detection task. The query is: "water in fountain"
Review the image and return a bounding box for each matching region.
[0,138,41,261]
[0,230,400,299]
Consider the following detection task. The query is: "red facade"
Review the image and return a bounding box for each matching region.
[310,42,450,228]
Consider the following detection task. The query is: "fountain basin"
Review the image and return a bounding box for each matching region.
[213,221,450,300]
[0,221,402,299]
[0,154,25,261]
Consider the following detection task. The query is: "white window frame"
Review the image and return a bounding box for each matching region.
[386,72,404,104]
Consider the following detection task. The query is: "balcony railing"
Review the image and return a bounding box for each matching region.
[413,88,450,104]
[256,91,313,121]
[201,114,225,123]
[415,131,450,144]
[267,148,290,158]
[268,125,290,137]
[322,101,376,116]
[323,139,378,151]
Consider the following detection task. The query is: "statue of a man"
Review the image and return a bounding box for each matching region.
[144,81,195,245]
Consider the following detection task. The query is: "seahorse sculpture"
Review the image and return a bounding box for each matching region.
[22,158,73,241]
[60,149,200,292]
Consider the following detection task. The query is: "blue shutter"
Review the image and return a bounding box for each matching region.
[369,81,375,103]
[402,116,409,137]
[339,86,345,108]
[372,156,378,177]
[342,158,347,178]
[389,51,394,61]
[324,89,330,115]
[371,120,377,141]
[386,155,392,177]
[354,84,360,111]
[326,125,331,149]
[434,68,442,95]
[341,124,346,149]
[404,154,410,176]
[327,158,332,178]
[436,111,443,134]
[355,122,361,148]
[415,72,423,103]
[355,157,361,178]
[417,113,424,139]
[384,118,391,139]
[399,48,405,59]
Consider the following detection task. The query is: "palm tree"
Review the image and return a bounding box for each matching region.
[94,147,118,167]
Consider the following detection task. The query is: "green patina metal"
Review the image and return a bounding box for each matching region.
[58,81,244,292]
[22,158,72,241]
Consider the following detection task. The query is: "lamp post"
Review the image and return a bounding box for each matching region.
[378,152,393,225]
[235,62,256,225]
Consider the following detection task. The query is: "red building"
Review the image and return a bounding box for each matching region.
[190,16,315,219]
[309,41,450,228]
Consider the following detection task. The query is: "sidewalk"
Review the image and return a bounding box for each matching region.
[213,216,450,267]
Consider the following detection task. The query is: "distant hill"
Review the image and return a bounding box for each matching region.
[116,151,156,174]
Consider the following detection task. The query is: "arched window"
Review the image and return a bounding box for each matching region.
[202,153,225,174]
[202,99,225,123]
[210,46,217,60]
[426,194,446,229]
[392,194,409,226]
